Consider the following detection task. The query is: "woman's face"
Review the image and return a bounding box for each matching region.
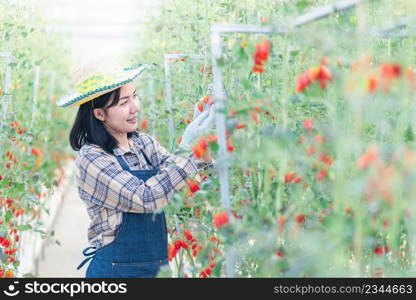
[99,83,140,136]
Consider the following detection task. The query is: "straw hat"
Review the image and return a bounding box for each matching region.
[56,59,149,108]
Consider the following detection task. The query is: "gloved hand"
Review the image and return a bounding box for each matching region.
[179,104,216,151]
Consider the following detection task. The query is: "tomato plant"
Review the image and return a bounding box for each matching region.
[0,1,74,277]
[133,0,416,278]
[3,0,416,278]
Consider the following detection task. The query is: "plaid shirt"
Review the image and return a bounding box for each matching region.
[74,130,213,249]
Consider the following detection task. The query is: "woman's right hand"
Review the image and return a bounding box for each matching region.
[179,104,216,151]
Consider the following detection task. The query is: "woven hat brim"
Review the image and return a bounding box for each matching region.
[56,65,148,108]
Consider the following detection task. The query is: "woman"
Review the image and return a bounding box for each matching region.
[57,62,215,278]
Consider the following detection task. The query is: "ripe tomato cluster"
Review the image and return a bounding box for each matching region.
[168,229,221,278]
[251,39,271,73]
[295,63,333,93]
[191,135,218,158]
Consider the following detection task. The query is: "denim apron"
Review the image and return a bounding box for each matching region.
[76,148,169,278]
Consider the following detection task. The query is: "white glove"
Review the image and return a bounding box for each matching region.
[179,104,216,151]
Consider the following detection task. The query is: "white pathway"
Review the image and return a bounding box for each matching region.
[37,172,91,278]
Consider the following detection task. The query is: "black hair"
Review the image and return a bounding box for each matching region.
[69,87,134,155]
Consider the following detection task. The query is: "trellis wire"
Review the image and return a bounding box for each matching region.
[0,53,15,171]
[43,70,57,122]
[377,17,415,39]
[292,0,363,27]
[0,53,15,120]
[332,16,414,39]
[30,66,41,128]
[163,53,205,150]
[174,215,184,278]
[0,53,14,267]
[146,73,157,136]
[210,0,372,278]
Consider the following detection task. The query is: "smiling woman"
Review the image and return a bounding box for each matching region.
[89,83,141,152]
[69,87,128,154]
[64,62,149,154]
[57,61,215,278]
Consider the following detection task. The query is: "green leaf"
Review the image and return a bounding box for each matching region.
[5,211,13,223]
[209,142,219,153]
[0,178,7,189]
[296,0,311,12]
[405,125,414,142]
[241,78,252,90]
[17,224,32,231]
[12,183,25,193]
[237,47,248,62]
[217,108,228,115]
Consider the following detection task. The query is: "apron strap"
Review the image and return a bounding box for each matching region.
[115,155,130,170]
[114,149,155,170]
[76,246,97,270]
[140,149,155,168]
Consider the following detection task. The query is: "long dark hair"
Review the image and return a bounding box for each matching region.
[69,87,134,154]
